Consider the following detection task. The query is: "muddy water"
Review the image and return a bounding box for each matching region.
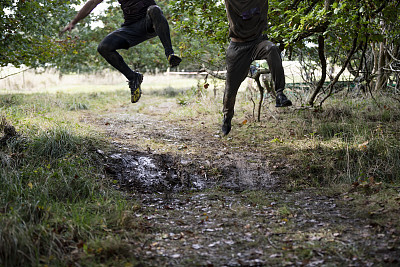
[106,151,208,193]
[104,149,277,194]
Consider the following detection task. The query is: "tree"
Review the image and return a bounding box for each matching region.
[169,0,228,70]
[267,0,400,106]
[1,0,82,68]
[169,0,400,106]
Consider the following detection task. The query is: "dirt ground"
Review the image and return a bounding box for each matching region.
[81,96,400,266]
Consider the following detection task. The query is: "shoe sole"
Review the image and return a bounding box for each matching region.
[131,87,141,103]
[169,55,182,68]
[130,75,143,103]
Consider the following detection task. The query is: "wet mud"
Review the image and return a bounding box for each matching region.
[102,149,277,194]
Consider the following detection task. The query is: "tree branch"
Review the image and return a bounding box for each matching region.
[0,67,34,80]
[373,2,388,15]
[198,66,226,80]
[319,37,359,107]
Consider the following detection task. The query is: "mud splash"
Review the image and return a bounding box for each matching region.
[104,150,210,193]
[103,149,278,194]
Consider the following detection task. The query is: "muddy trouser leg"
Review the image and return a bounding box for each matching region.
[223,42,254,121]
[253,40,285,94]
[146,5,174,57]
[97,34,137,81]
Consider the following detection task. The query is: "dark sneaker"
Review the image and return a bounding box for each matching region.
[275,93,292,107]
[129,72,143,103]
[221,117,232,136]
[168,54,182,68]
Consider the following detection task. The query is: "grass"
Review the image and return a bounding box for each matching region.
[212,94,400,187]
[0,88,147,266]
[1,71,399,266]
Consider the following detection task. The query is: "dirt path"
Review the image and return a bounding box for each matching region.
[81,99,400,266]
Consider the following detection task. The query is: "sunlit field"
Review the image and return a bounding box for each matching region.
[1,61,344,95]
[0,67,201,94]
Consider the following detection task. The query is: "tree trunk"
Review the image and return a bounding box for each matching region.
[375,40,388,91]
[308,35,327,106]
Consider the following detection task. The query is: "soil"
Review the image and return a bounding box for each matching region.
[81,98,400,266]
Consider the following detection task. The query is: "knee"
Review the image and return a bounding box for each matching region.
[97,39,117,56]
[267,44,280,54]
[147,5,162,18]
[97,41,109,55]
[265,44,282,60]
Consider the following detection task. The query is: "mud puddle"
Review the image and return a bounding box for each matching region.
[100,148,277,194]
[102,149,211,193]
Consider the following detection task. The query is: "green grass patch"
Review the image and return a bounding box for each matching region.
[184,93,400,187]
[0,91,148,266]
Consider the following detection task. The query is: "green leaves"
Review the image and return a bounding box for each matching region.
[2,0,399,74]
[169,0,228,67]
[1,0,82,68]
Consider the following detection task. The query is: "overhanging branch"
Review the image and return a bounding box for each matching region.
[0,67,34,80]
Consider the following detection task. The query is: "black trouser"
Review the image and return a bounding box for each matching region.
[97,5,174,81]
[223,37,285,120]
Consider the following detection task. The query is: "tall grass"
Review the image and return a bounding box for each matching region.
[267,98,400,186]
[0,124,104,266]
[0,90,146,266]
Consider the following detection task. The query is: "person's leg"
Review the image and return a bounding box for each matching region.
[97,33,136,81]
[146,5,181,67]
[98,22,156,103]
[222,42,254,135]
[254,40,292,107]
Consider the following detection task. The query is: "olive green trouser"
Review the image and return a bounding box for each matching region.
[223,37,285,120]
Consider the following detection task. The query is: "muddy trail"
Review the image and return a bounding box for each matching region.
[81,102,400,266]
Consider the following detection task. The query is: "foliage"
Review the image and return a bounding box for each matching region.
[0,0,82,68]
[168,0,400,105]
[52,0,215,73]
[269,0,400,104]
[2,0,399,104]
[169,0,228,68]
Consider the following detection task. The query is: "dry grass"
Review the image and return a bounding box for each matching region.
[0,67,202,94]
